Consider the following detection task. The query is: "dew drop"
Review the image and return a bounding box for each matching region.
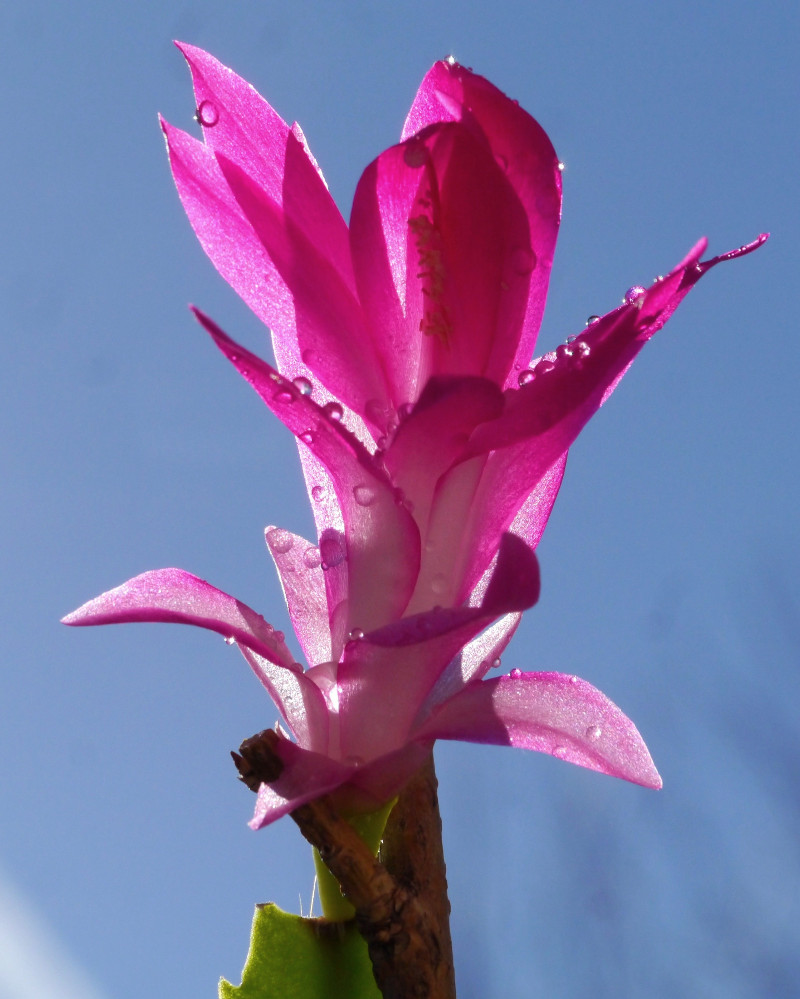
[557,161,565,171]
[266,528,294,554]
[403,141,428,168]
[553,745,568,759]
[303,546,322,568]
[353,484,377,507]
[556,343,574,361]
[194,99,219,127]
[299,430,315,445]
[535,358,555,375]
[624,285,646,306]
[491,657,502,669]
[348,628,365,641]
[311,485,325,503]
[511,246,537,274]
[574,340,591,358]
[274,389,294,404]
[323,401,343,422]
[224,635,236,645]
[517,368,536,387]
[509,667,522,679]
[586,314,601,326]
[585,724,602,741]
[293,376,312,396]
[430,573,447,595]
[320,536,346,570]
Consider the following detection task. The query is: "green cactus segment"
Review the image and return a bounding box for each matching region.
[219,903,381,999]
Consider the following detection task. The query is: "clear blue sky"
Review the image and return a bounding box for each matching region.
[2,1,797,996]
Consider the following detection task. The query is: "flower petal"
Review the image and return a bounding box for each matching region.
[457,238,767,592]
[193,309,420,634]
[264,527,333,666]
[350,122,532,404]
[403,59,562,383]
[61,569,295,667]
[414,671,662,789]
[237,647,330,754]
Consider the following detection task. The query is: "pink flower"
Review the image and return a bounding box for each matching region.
[63,46,766,827]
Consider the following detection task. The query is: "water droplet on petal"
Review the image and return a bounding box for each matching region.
[574,340,591,358]
[194,99,219,127]
[624,285,646,306]
[511,246,537,274]
[491,657,502,669]
[348,628,365,641]
[353,484,377,507]
[274,389,294,404]
[557,161,565,171]
[303,546,322,568]
[535,358,555,375]
[517,368,536,387]
[509,667,522,679]
[320,536,346,570]
[586,315,601,326]
[403,141,428,168]
[430,573,447,595]
[556,343,574,361]
[585,724,602,741]
[323,401,343,422]
[397,401,414,421]
[299,430,315,445]
[266,528,294,554]
[224,635,236,645]
[553,745,568,759]
[293,376,312,396]
[311,485,325,503]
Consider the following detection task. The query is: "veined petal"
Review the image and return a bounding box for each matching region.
[403,60,562,384]
[61,569,295,668]
[414,671,662,789]
[264,526,333,666]
[237,647,330,753]
[194,309,420,634]
[350,122,532,404]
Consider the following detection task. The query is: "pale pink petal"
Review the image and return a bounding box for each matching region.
[403,60,562,384]
[248,737,355,829]
[350,122,531,404]
[237,647,329,754]
[337,534,540,761]
[193,309,420,634]
[414,671,662,789]
[264,527,332,666]
[61,569,295,668]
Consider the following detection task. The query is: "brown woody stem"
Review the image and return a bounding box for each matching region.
[233,732,457,999]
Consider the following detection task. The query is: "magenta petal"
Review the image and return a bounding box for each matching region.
[415,671,662,789]
[61,569,295,667]
[248,737,354,829]
[264,526,332,667]
[403,60,562,385]
[237,647,330,754]
[193,310,420,633]
[350,122,532,403]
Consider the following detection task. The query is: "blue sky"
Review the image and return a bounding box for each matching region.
[2,1,797,996]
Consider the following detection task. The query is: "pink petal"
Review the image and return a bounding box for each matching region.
[193,310,420,634]
[248,736,355,829]
[414,671,662,789]
[237,646,330,754]
[403,60,562,385]
[336,534,540,761]
[61,569,295,668]
[350,122,532,404]
[457,237,768,592]
[264,526,333,666]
